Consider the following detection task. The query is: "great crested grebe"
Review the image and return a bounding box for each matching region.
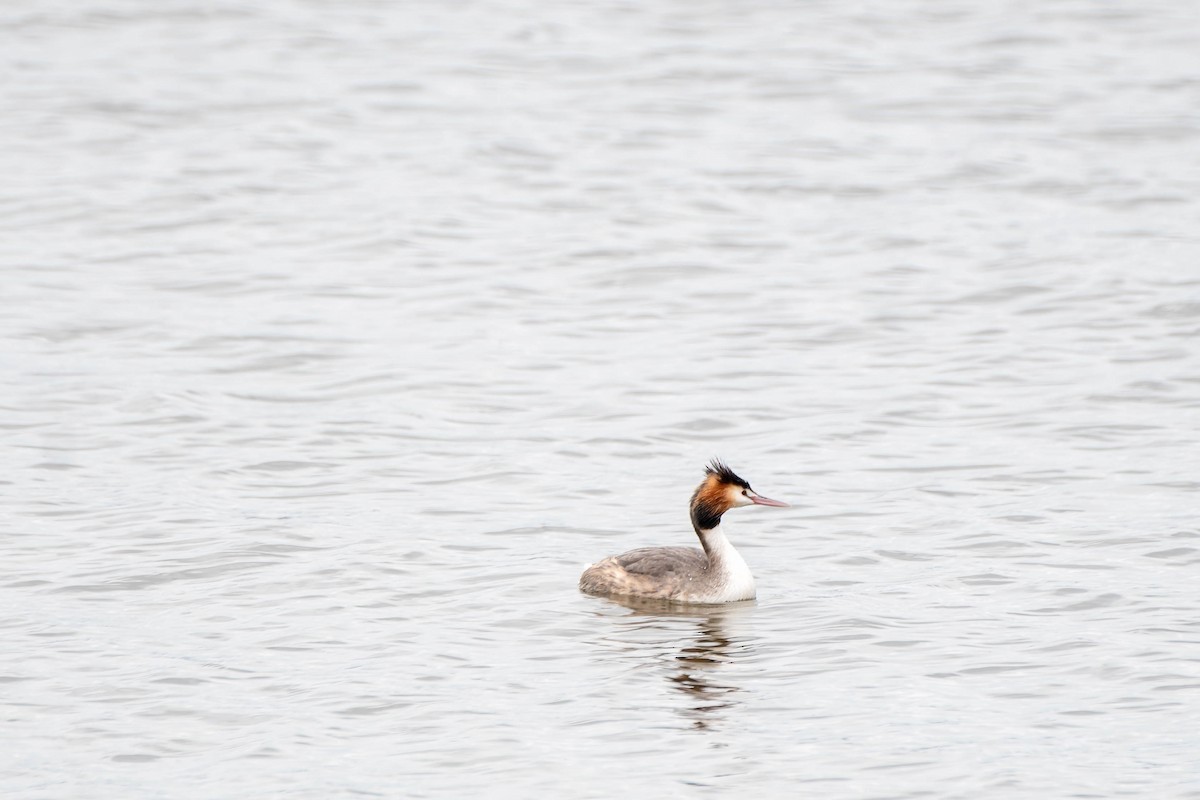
[579,460,788,604]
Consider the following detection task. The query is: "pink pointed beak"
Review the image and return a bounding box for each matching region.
[748,491,789,507]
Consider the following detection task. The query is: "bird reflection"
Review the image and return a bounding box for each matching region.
[600,597,755,731]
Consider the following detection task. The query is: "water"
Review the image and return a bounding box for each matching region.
[2,0,1199,796]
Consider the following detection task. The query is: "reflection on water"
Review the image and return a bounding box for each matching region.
[597,598,756,732]
[669,609,747,732]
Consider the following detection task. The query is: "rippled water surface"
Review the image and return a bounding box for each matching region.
[3,0,1200,797]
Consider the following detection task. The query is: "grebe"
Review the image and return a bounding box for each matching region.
[579,460,788,604]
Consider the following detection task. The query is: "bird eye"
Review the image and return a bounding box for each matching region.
[742,489,748,496]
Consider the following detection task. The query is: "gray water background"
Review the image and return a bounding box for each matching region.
[3,0,1200,797]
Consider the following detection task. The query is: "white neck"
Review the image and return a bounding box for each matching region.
[697,523,756,601]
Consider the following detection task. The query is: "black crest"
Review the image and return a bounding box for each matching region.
[705,458,750,490]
